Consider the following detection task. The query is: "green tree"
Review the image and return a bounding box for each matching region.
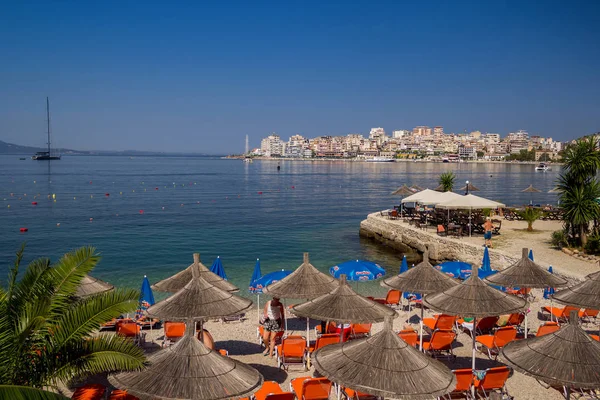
[438,171,456,192]
[0,246,146,398]
[517,207,542,232]
[557,136,600,247]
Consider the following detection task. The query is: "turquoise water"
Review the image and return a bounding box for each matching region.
[0,156,560,297]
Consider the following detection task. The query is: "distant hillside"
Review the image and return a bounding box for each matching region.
[0,140,84,155]
[0,140,221,157]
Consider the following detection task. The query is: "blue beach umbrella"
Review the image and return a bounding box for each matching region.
[399,256,409,274]
[329,260,386,281]
[210,256,227,280]
[479,247,498,280]
[543,266,555,299]
[249,258,262,291]
[137,276,156,337]
[434,261,472,280]
[528,249,534,261]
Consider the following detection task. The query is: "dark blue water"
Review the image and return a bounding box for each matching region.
[0,156,560,297]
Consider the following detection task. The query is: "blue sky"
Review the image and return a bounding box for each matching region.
[0,1,598,153]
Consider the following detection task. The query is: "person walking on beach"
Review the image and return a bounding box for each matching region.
[261,297,285,357]
[483,217,493,248]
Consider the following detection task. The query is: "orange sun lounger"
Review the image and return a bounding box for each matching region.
[276,335,307,371]
[109,389,140,399]
[290,377,332,400]
[474,366,512,399]
[535,322,560,337]
[421,329,456,359]
[423,314,456,331]
[541,305,580,323]
[72,384,106,400]
[476,326,517,359]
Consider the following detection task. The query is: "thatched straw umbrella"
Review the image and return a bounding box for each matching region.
[423,267,527,398]
[391,185,415,196]
[292,274,396,326]
[502,310,600,399]
[152,253,239,293]
[110,323,263,400]
[552,270,600,309]
[458,182,480,192]
[76,275,114,297]
[522,184,542,205]
[381,251,459,350]
[410,184,425,191]
[312,316,456,400]
[485,248,568,337]
[263,253,338,341]
[146,266,253,321]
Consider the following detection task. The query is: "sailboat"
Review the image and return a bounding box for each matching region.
[32,97,61,160]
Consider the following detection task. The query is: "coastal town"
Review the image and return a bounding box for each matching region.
[252,127,565,161]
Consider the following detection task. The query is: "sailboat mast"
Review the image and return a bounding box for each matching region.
[46,97,51,154]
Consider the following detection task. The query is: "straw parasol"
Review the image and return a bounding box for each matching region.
[292,274,396,324]
[458,182,480,192]
[423,267,527,397]
[110,323,263,400]
[152,253,239,293]
[146,263,253,321]
[262,253,338,300]
[263,252,339,343]
[502,310,600,399]
[485,248,568,289]
[312,316,456,400]
[382,251,460,349]
[548,187,562,193]
[76,275,114,297]
[522,184,542,193]
[434,184,445,192]
[391,185,416,196]
[552,270,600,309]
[410,184,425,191]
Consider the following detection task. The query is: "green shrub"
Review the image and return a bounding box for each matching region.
[550,230,568,248]
[584,234,600,254]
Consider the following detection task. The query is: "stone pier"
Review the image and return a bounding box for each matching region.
[360,212,520,269]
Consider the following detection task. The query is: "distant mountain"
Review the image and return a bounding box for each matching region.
[0,140,221,157]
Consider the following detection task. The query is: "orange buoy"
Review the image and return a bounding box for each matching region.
[155,187,158,190]
[291,186,295,189]
[31,201,38,205]
[89,218,93,222]
[257,191,263,195]
[105,193,110,196]
[19,227,28,232]
[139,210,144,214]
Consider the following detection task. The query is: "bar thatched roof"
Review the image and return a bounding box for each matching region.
[410,184,425,191]
[152,253,239,293]
[552,270,600,309]
[423,266,527,317]
[502,311,600,389]
[391,185,416,196]
[458,182,479,192]
[381,252,459,294]
[110,324,263,400]
[312,316,455,399]
[485,248,568,289]
[147,263,252,321]
[262,253,338,299]
[75,275,114,297]
[521,184,542,193]
[291,275,396,324]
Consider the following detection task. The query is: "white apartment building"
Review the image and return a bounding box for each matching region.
[433,126,444,136]
[260,134,284,157]
[393,130,410,139]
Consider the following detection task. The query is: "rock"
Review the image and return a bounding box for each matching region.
[562,248,573,255]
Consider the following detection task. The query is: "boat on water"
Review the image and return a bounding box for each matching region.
[32,97,61,160]
[535,162,551,171]
[366,156,394,163]
[243,157,253,163]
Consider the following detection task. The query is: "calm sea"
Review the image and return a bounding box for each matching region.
[0,156,560,298]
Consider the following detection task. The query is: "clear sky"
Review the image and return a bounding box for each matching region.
[1,1,598,154]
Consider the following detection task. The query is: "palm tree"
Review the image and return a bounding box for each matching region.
[0,246,146,398]
[517,207,542,232]
[438,171,456,192]
[557,136,600,246]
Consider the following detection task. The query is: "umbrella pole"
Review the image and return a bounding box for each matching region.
[419,303,424,351]
[284,299,288,332]
[306,317,310,347]
[525,312,528,339]
[550,298,553,323]
[257,294,260,322]
[471,316,477,399]
[469,208,472,237]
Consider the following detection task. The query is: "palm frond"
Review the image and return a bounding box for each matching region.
[50,289,139,349]
[48,334,146,384]
[0,385,68,400]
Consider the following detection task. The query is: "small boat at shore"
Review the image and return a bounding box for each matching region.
[535,163,551,171]
[366,156,394,163]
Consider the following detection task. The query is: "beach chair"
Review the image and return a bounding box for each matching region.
[474,366,512,399]
[348,323,371,340]
[444,369,473,399]
[276,335,307,370]
[398,328,418,347]
[71,384,106,400]
[421,329,456,359]
[343,388,378,400]
[290,377,332,400]
[535,322,559,337]
[506,287,533,300]
[116,321,143,345]
[437,224,446,236]
[457,316,499,336]
[579,308,599,322]
[591,334,599,341]
[218,349,229,356]
[251,381,289,400]
[307,333,339,368]
[423,314,456,332]
[221,313,246,323]
[505,312,525,328]
[315,321,337,336]
[163,321,185,347]
[541,305,580,323]
[373,289,401,308]
[257,325,285,347]
[475,326,517,359]
[108,389,140,400]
